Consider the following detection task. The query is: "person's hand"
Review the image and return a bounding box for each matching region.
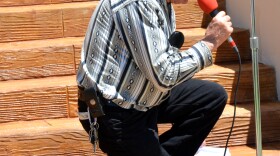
[202,11,233,50]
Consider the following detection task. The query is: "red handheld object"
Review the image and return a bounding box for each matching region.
[197,0,218,14]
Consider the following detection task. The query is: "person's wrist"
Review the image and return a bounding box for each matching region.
[201,39,215,51]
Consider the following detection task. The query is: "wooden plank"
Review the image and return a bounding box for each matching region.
[0,6,63,42]
[206,102,280,147]
[73,28,252,74]
[0,0,224,43]
[194,63,277,104]
[0,28,250,81]
[0,76,76,123]
[179,28,251,63]
[0,37,84,81]
[67,85,79,117]
[159,103,280,148]
[185,28,250,61]
[174,0,225,29]
[229,142,280,156]
[74,41,83,73]
[0,1,98,43]
[63,2,96,37]
[0,0,52,7]
[0,118,96,156]
[0,0,95,7]
[0,102,279,155]
[68,63,277,117]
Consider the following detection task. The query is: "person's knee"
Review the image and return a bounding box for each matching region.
[208,82,228,105]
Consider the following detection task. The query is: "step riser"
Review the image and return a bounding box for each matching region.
[0,0,224,43]
[0,119,94,156]
[0,45,76,80]
[194,64,277,104]
[0,2,97,43]
[0,0,93,7]
[0,29,250,81]
[0,38,84,81]
[207,103,280,146]
[181,29,251,63]
[0,102,279,155]
[0,63,276,123]
[0,87,70,123]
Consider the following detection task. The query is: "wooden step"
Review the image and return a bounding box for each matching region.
[0,37,83,81]
[0,102,279,155]
[0,0,225,43]
[0,1,97,43]
[0,0,94,7]
[0,63,276,123]
[179,28,251,63]
[0,75,77,123]
[0,28,250,81]
[0,118,94,156]
[206,102,280,147]
[174,0,226,29]
[160,102,280,147]
[194,63,277,104]
[229,141,280,156]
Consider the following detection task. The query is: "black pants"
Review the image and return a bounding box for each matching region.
[79,79,227,156]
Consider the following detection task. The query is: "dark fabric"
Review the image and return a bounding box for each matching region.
[78,99,91,134]
[81,79,227,156]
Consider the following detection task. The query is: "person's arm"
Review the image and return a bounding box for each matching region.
[112,1,231,92]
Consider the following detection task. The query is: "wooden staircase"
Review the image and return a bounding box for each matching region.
[0,0,279,155]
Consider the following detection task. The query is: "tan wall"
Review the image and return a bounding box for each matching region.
[227,0,280,100]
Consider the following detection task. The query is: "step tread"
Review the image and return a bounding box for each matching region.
[0,37,83,50]
[0,102,279,155]
[0,28,251,81]
[229,142,280,156]
[0,0,223,43]
[0,1,97,13]
[0,0,94,7]
[207,102,280,146]
[0,37,83,81]
[0,118,94,156]
[0,75,77,123]
[0,1,97,43]
[195,62,277,103]
[0,75,76,93]
[0,62,276,123]
[178,27,251,63]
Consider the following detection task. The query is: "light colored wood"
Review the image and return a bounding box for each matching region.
[74,41,83,73]
[175,0,225,29]
[194,63,277,104]
[0,6,63,42]
[0,102,279,155]
[74,28,252,73]
[0,118,95,156]
[0,0,224,43]
[0,75,76,123]
[0,0,95,7]
[63,3,96,37]
[0,28,251,81]
[69,63,277,117]
[158,102,280,148]
[207,102,280,147]
[0,63,276,122]
[229,142,280,156]
[179,28,251,63]
[0,37,84,80]
[0,1,98,43]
